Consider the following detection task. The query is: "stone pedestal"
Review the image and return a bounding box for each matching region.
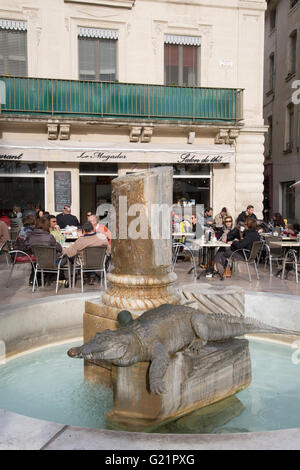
[106,339,251,432]
[181,284,245,317]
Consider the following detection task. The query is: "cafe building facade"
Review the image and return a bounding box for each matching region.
[0,0,267,223]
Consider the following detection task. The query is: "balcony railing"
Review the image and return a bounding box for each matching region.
[0,76,243,123]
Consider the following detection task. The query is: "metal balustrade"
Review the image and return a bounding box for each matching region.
[0,76,243,123]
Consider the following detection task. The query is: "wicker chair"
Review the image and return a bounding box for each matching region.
[228,240,264,282]
[31,246,71,294]
[72,245,107,293]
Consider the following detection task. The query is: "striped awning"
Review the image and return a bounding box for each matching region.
[164,34,201,46]
[78,27,118,40]
[0,19,27,31]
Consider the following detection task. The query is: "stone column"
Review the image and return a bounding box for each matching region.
[83,167,181,383]
[235,128,267,219]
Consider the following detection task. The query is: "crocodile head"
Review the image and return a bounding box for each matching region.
[67,328,142,366]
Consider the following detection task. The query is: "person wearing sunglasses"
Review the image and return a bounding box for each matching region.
[213,216,240,276]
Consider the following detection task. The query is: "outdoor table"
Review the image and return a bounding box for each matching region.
[272,241,300,247]
[261,233,291,241]
[172,232,196,239]
[188,239,230,279]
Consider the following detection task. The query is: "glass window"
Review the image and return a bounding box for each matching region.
[173,178,210,207]
[289,31,297,74]
[164,43,199,86]
[79,163,118,174]
[269,53,275,90]
[151,163,210,176]
[0,161,45,174]
[270,8,276,30]
[0,177,44,213]
[78,37,117,81]
[286,104,295,151]
[281,181,295,221]
[0,29,27,76]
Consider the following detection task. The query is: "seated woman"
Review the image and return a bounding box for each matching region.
[28,216,62,255]
[272,212,285,229]
[214,216,240,275]
[284,223,300,238]
[215,217,260,276]
[28,217,63,286]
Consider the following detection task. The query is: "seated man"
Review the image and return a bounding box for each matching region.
[62,221,110,285]
[215,217,260,276]
[204,207,214,227]
[56,205,80,229]
[236,205,257,225]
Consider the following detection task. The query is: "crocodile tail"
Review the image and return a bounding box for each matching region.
[244,316,300,336]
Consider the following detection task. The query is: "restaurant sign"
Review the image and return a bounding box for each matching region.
[0,143,233,164]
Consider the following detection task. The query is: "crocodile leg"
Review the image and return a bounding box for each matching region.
[149,341,170,395]
[189,313,210,349]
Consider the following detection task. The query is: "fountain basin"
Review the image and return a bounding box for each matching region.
[1,291,300,450]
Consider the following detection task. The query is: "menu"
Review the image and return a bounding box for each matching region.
[54,171,71,212]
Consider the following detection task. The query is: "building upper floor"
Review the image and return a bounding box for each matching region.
[0,0,267,127]
[264,0,300,99]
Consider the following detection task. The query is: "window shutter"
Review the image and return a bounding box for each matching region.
[0,28,27,76]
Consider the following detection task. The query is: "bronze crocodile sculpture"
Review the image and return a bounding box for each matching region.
[68,304,299,395]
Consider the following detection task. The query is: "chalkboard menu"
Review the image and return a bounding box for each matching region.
[54,171,71,212]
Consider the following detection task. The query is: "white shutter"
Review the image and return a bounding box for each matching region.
[0,28,27,76]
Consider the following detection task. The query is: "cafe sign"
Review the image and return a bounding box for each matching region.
[0,142,234,164]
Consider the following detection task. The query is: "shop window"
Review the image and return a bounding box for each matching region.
[281,181,295,221]
[0,177,44,215]
[164,35,201,86]
[0,20,27,76]
[78,27,117,81]
[0,161,45,174]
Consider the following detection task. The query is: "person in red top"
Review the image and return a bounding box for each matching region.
[88,214,111,245]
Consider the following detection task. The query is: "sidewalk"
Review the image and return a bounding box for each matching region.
[0,256,299,309]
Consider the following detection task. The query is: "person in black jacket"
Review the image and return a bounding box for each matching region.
[214,216,240,273]
[215,217,260,275]
[56,205,80,229]
[236,205,257,225]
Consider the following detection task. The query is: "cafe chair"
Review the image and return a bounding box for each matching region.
[264,236,285,277]
[0,240,10,266]
[72,245,107,293]
[31,246,71,294]
[5,248,36,288]
[172,242,197,279]
[281,249,299,284]
[228,241,263,282]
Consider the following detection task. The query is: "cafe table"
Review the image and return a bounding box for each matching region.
[187,239,230,279]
